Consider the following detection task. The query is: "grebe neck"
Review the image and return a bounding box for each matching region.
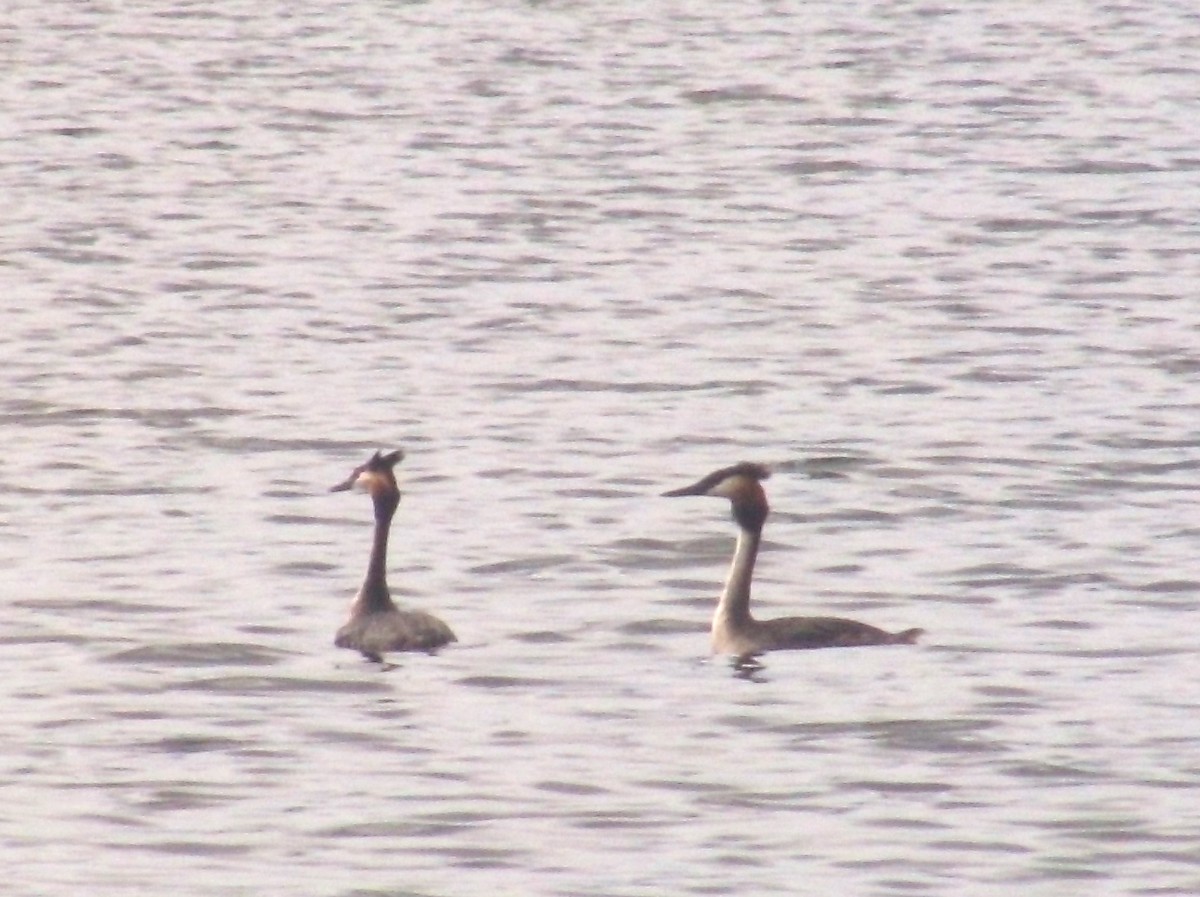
[715,522,760,632]
[358,492,399,614]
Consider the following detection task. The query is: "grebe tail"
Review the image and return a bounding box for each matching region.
[331,449,456,662]
[664,462,922,660]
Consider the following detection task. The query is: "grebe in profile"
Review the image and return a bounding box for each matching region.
[664,462,922,661]
[330,450,455,662]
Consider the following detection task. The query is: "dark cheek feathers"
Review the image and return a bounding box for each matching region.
[732,500,767,532]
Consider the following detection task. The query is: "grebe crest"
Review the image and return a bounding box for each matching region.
[331,449,403,501]
[330,449,456,663]
[664,461,922,663]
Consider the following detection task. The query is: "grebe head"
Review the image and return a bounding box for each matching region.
[331,449,404,501]
[663,462,771,532]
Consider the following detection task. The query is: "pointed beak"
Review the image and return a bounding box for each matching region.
[330,475,356,493]
[662,478,709,498]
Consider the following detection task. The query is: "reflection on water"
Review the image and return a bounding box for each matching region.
[3,0,1200,894]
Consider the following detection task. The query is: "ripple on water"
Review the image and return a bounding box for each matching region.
[104,642,288,667]
[455,675,558,690]
[168,675,394,695]
[615,617,705,637]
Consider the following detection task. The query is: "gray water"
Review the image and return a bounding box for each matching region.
[3,1,1200,894]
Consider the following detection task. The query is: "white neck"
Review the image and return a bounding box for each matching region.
[712,526,760,650]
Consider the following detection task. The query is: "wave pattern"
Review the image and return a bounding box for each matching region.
[2,1,1199,894]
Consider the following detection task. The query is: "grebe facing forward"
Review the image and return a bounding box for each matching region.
[330,450,455,662]
[664,462,922,661]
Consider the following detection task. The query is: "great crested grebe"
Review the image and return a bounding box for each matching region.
[330,450,455,662]
[664,462,922,661]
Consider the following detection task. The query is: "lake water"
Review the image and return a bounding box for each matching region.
[3,1,1200,894]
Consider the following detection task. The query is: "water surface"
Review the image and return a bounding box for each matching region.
[3,1,1200,894]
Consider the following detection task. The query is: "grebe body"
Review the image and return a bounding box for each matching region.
[664,462,921,660]
[331,450,455,662]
